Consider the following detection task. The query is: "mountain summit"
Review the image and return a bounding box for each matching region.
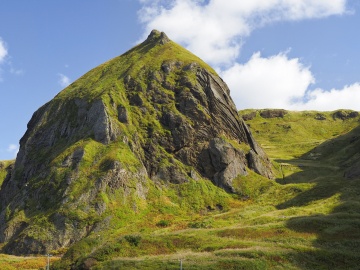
[0,30,272,255]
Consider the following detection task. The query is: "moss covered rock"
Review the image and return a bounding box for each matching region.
[0,30,272,255]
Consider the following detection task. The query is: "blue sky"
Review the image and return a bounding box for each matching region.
[0,0,359,160]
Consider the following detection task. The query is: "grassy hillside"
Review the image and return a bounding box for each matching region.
[49,109,360,269]
[2,108,359,269]
[240,109,359,160]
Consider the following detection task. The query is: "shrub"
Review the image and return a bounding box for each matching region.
[124,235,142,246]
[188,218,213,228]
[156,220,171,227]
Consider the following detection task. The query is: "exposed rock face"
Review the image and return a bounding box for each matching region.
[199,138,247,193]
[315,113,326,120]
[136,60,273,187]
[0,155,148,255]
[260,109,287,118]
[247,150,273,179]
[0,29,273,254]
[0,98,121,209]
[242,111,257,121]
[147,29,170,45]
[332,110,359,120]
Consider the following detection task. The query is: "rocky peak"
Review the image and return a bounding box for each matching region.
[146,29,170,45]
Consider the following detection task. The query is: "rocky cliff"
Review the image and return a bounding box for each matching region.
[0,30,272,255]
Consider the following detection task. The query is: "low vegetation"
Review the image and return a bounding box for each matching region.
[1,109,360,269]
[36,110,360,269]
[0,253,59,270]
[239,109,359,159]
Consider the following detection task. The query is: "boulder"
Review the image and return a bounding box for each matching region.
[260,109,287,118]
[200,138,247,192]
[333,110,359,120]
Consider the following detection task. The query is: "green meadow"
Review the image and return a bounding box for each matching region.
[45,110,360,269]
[1,109,360,269]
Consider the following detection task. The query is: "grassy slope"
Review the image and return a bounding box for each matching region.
[2,109,359,269]
[48,110,360,269]
[240,110,359,160]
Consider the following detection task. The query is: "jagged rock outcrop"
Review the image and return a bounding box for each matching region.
[314,113,326,120]
[260,109,287,118]
[332,110,359,120]
[242,111,257,121]
[199,138,248,193]
[0,30,273,254]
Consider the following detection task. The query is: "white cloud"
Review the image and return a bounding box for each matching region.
[58,73,71,88]
[0,38,7,63]
[7,144,19,158]
[292,84,360,111]
[222,52,360,111]
[0,39,24,81]
[0,38,8,81]
[138,0,347,66]
[221,52,315,109]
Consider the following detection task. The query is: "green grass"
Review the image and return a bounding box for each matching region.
[50,109,360,269]
[240,110,360,159]
[3,110,360,269]
[0,160,13,187]
[0,253,60,270]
